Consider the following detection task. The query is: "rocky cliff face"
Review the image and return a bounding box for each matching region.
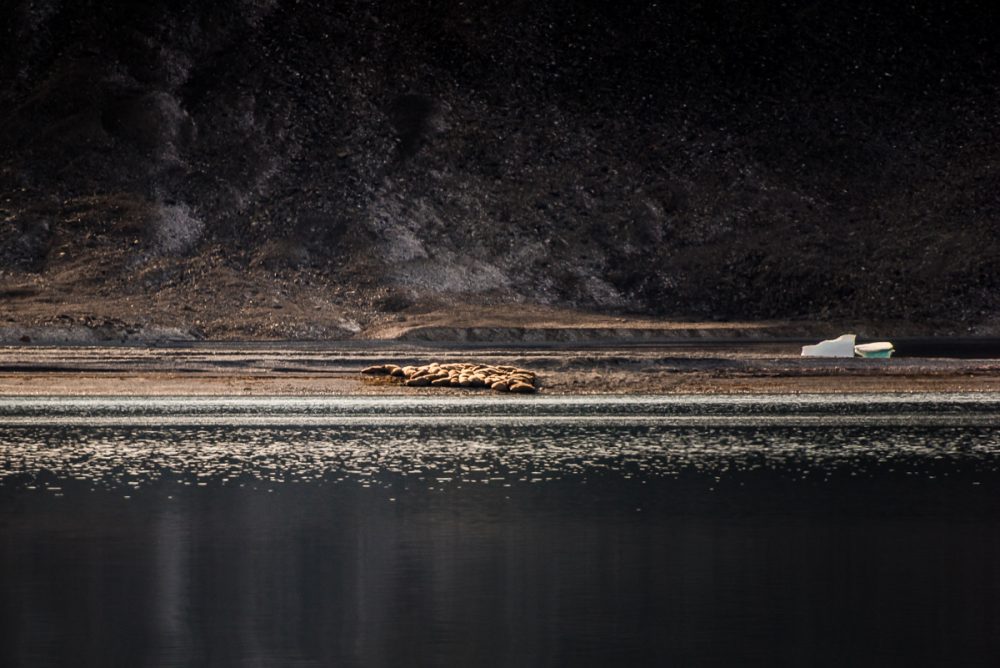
[2,0,999,334]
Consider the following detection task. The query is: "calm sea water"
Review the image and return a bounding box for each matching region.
[1,395,999,667]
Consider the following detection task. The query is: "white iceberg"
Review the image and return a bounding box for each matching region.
[854,342,895,358]
[801,334,856,357]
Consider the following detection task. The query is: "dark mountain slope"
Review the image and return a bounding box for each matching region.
[2,0,999,335]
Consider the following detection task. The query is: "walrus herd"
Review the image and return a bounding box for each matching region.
[361,362,537,393]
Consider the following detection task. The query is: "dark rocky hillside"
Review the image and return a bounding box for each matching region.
[2,0,999,337]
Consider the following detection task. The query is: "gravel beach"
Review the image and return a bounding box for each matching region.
[3,341,999,396]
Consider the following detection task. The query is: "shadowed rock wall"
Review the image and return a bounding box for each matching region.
[2,0,999,324]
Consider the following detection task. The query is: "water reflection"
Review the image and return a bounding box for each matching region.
[1,395,999,492]
[1,396,1000,666]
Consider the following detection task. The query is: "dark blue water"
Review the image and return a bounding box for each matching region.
[2,395,999,667]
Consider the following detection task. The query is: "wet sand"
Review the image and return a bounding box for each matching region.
[2,342,1000,395]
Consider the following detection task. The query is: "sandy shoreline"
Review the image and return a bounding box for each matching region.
[2,342,1000,396]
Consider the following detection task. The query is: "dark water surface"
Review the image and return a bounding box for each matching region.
[2,395,1000,667]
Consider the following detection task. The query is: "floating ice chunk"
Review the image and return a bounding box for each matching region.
[801,334,856,357]
[854,342,895,358]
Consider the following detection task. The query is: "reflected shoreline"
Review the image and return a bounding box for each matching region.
[2,394,999,492]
